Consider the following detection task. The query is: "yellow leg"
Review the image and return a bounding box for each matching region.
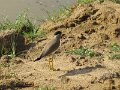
[48,54,56,71]
[51,55,54,70]
[48,57,51,70]
[51,54,57,71]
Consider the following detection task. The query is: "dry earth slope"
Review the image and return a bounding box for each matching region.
[0,1,120,90]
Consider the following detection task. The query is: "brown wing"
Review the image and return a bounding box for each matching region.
[34,38,60,61]
[41,38,60,57]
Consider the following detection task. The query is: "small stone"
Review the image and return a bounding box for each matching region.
[61,76,70,84]
[95,52,102,57]
[56,68,60,71]
[29,73,33,76]
[99,75,107,82]
[111,80,115,85]
[112,86,116,90]
[98,79,104,83]
[70,57,76,63]
[112,72,120,78]
[75,61,80,66]
[79,34,86,40]
[92,21,99,25]
[45,78,48,81]
[115,28,120,37]
[80,56,85,59]
[100,33,109,40]
[77,85,83,90]
[100,26,104,30]
[0,55,10,63]
[14,60,24,64]
[91,77,97,84]
[84,59,88,62]
[79,63,82,66]
[91,80,95,84]
[79,68,82,70]
[71,85,83,90]
[112,72,118,78]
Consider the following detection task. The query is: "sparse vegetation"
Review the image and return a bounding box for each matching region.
[0,12,45,57]
[110,54,120,59]
[112,0,120,3]
[110,43,120,52]
[66,46,95,57]
[15,13,41,40]
[109,43,120,59]
[47,6,72,22]
[77,0,95,4]
[77,0,120,4]
[0,18,15,30]
[0,12,44,41]
[0,72,18,79]
[0,62,9,67]
[66,43,120,60]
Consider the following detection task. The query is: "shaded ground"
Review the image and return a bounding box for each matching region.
[0,1,120,90]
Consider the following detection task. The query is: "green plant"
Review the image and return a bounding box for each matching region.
[15,13,39,39]
[0,63,9,67]
[16,13,45,41]
[108,43,120,60]
[36,86,55,90]
[0,35,16,58]
[77,0,95,4]
[0,17,15,31]
[110,43,120,52]
[0,12,44,40]
[0,12,45,57]
[112,0,120,3]
[66,46,95,57]
[77,0,120,4]
[110,54,120,59]
[1,46,8,56]
[8,38,16,58]
[0,72,17,79]
[47,6,72,22]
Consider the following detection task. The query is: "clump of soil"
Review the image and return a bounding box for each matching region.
[1,1,120,90]
[0,29,26,56]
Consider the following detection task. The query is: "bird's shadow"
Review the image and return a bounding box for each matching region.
[26,38,47,50]
[59,64,104,77]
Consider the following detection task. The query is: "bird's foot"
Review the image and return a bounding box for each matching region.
[50,67,57,71]
[50,67,60,71]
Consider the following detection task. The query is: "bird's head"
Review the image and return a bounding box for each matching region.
[54,31,62,36]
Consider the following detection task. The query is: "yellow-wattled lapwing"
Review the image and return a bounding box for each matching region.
[34,31,62,70]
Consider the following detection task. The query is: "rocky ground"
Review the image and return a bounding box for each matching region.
[0,1,120,90]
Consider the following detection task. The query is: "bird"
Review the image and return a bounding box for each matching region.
[34,31,62,70]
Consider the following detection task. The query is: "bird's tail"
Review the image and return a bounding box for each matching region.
[34,55,42,62]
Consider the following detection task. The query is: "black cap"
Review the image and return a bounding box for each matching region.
[54,31,62,35]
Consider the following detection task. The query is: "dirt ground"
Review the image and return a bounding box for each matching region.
[0,1,120,90]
